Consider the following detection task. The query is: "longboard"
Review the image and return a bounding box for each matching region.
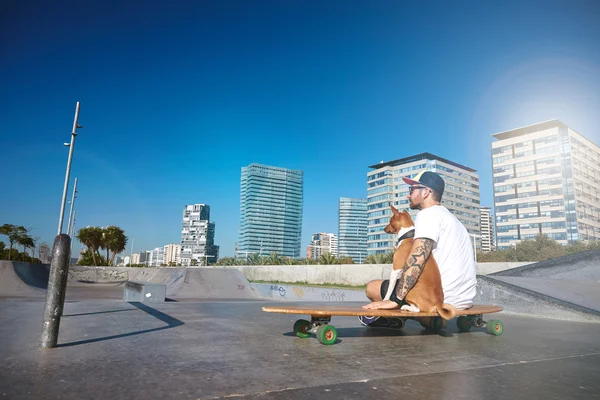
[262,304,504,345]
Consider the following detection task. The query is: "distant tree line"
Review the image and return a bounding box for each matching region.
[215,252,355,266]
[0,224,41,263]
[215,235,599,266]
[364,235,600,264]
[476,234,600,262]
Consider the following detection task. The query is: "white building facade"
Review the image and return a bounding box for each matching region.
[492,119,600,248]
[163,244,181,266]
[367,153,481,255]
[148,247,165,267]
[180,204,219,266]
[480,206,495,252]
[307,233,338,260]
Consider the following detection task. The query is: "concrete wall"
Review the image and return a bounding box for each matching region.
[219,262,530,286]
[253,283,368,302]
[65,262,530,286]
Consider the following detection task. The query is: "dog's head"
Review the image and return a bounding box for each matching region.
[383,205,414,234]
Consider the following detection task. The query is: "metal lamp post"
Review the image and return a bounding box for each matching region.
[66,178,78,237]
[57,102,81,235]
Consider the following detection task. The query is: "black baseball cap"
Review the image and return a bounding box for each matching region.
[402,171,445,196]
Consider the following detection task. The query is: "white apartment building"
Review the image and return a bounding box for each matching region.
[163,244,181,266]
[480,206,495,252]
[180,204,219,266]
[492,119,600,248]
[367,153,481,255]
[131,253,140,265]
[306,233,338,260]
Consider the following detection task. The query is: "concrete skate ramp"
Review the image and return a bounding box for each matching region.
[490,249,600,279]
[69,266,260,300]
[0,261,49,297]
[0,263,260,301]
[169,268,260,299]
[476,275,600,322]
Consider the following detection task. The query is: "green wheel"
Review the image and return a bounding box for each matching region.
[486,320,503,336]
[457,316,472,332]
[316,325,338,345]
[293,319,311,338]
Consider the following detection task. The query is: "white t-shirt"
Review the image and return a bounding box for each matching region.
[413,205,477,309]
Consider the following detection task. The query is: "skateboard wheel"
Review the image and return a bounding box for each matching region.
[457,316,472,332]
[316,325,337,345]
[293,319,311,338]
[486,320,503,336]
[432,318,446,331]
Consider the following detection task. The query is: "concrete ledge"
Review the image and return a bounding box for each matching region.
[123,281,166,303]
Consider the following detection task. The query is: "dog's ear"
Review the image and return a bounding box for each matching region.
[403,210,409,215]
[391,205,400,215]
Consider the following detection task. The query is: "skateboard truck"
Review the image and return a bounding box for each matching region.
[293,316,338,345]
[308,316,331,330]
[457,314,504,335]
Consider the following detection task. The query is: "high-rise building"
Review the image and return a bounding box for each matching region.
[180,204,219,266]
[148,247,165,267]
[163,244,181,266]
[367,153,480,255]
[338,197,368,263]
[492,119,600,248]
[307,233,338,260]
[480,206,495,252]
[238,164,304,258]
[131,253,140,265]
[138,251,150,265]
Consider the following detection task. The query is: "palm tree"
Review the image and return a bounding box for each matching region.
[103,226,128,266]
[246,253,261,265]
[366,252,393,264]
[267,252,280,265]
[76,226,104,266]
[319,252,337,265]
[0,224,27,261]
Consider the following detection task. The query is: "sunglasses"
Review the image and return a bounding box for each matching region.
[409,186,428,194]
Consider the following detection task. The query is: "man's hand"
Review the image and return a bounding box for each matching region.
[362,300,400,310]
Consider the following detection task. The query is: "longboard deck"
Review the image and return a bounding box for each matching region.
[263,304,504,344]
[262,304,503,318]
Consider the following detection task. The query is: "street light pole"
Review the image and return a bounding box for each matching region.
[57,102,82,235]
[69,210,76,256]
[66,177,78,237]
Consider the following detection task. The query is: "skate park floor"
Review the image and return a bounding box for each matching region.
[1,300,599,400]
[1,257,600,399]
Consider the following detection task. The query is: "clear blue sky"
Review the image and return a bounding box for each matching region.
[1,0,599,257]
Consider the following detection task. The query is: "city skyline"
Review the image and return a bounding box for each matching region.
[2,2,600,257]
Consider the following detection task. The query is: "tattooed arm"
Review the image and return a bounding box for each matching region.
[390,238,435,303]
[362,238,434,310]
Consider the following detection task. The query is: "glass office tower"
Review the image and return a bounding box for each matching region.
[238,164,304,258]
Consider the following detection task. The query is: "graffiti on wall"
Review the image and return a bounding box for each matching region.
[269,285,287,297]
[321,290,346,302]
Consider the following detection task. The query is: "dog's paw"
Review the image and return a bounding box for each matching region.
[400,304,420,313]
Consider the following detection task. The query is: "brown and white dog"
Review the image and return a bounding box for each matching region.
[382,205,456,320]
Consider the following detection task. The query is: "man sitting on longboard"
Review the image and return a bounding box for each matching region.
[361,171,477,329]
